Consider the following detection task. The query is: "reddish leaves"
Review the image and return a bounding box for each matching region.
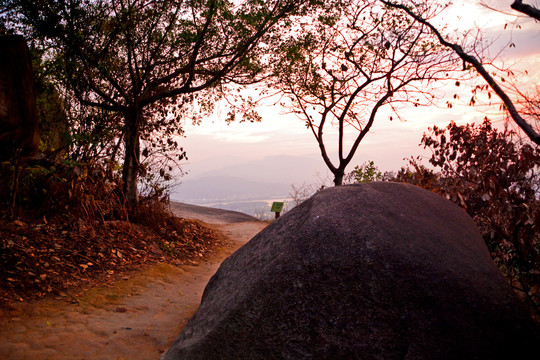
[0,205,223,305]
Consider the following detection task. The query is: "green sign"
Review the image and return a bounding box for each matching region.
[271,201,284,213]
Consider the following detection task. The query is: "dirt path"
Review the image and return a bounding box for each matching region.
[0,204,266,360]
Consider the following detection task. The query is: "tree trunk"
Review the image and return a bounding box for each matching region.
[333,170,344,186]
[122,106,141,208]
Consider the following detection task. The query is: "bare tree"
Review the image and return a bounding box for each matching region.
[272,0,459,185]
[381,0,540,145]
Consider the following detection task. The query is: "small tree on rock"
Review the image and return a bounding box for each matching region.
[271,0,460,185]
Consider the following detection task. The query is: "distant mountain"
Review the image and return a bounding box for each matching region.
[191,154,328,185]
[182,155,249,176]
[172,154,330,203]
[173,175,290,203]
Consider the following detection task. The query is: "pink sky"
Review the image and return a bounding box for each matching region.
[178,0,540,181]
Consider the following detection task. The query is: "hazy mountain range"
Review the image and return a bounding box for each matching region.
[171,154,330,205]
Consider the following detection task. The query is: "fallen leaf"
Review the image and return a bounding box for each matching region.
[12,220,26,227]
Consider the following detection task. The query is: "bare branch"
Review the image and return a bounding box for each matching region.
[380,0,540,145]
[273,1,459,185]
[511,0,540,21]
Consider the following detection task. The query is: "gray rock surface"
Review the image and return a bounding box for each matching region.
[161,182,539,360]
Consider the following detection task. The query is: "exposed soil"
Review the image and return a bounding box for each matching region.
[0,203,267,359]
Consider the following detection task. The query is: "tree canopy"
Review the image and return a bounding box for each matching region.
[1,0,314,205]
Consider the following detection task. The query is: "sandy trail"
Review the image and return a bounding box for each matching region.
[0,204,266,360]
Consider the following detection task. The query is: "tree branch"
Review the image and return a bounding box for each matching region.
[184,0,217,89]
[511,0,540,21]
[142,0,298,106]
[381,0,540,145]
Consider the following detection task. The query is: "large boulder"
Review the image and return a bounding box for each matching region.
[161,182,539,360]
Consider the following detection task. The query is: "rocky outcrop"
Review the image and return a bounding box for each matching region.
[161,182,539,360]
[0,35,39,160]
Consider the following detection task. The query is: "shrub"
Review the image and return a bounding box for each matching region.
[397,119,539,321]
[1,158,127,224]
[349,160,383,183]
